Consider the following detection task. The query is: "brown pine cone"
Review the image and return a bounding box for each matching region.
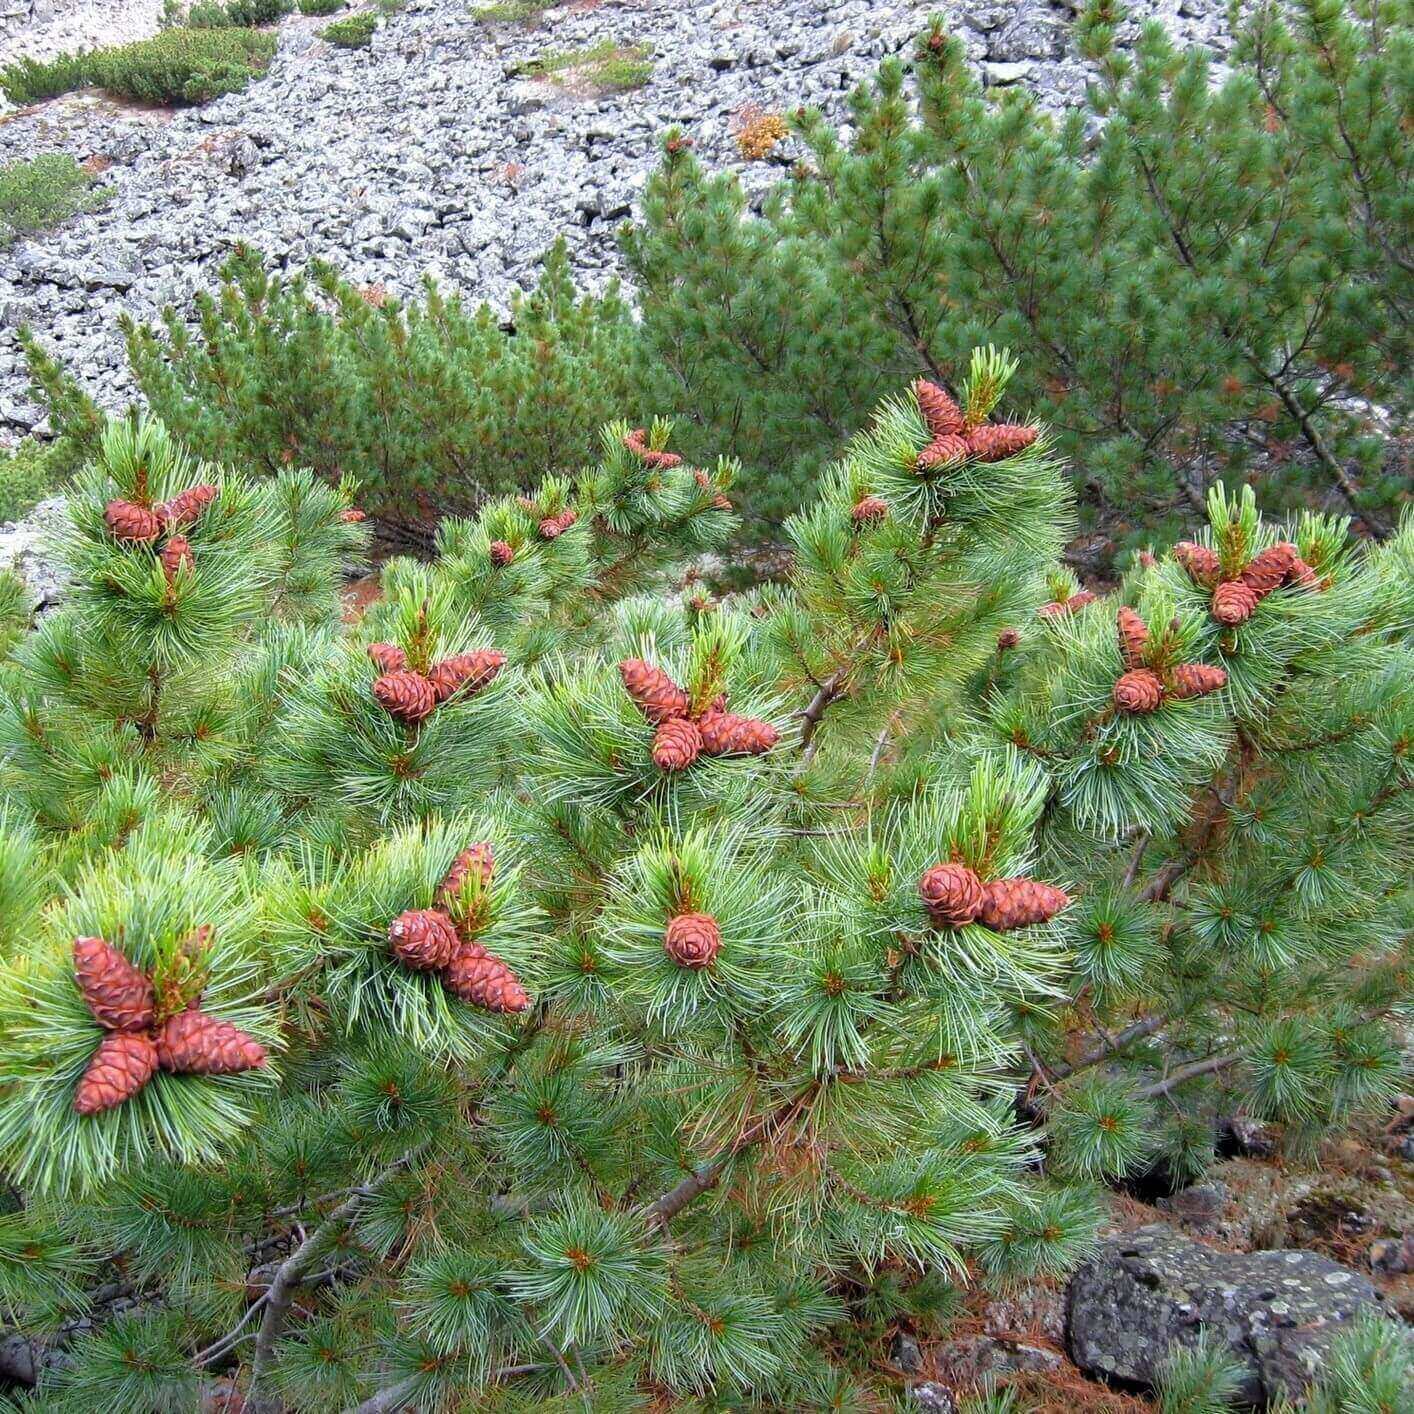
[103,499,163,544]
[388,908,461,971]
[160,536,193,584]
[913,379,965,437]
[1038,590,1098,620]
[1116,606,1150,671]
[976,877,1071,931]
[918,863,985,927]
[851,495,889,525]
[427,649,507,703]
[443,940,529,1012]
[1114,668,1165,713]
[373,670,437,723]
[623,427,684,469]
[724,715,777,754]
[1173,541,1221,588]
[997,628,1021,650]
[73,936,154,1032]
[154,1009,267,1074]
[1211,580,1259,626]
[489,540,515,567]
[619,659,690,724]
[1169,662,1227,701]
[438,843,495,901]
[74,1031,159,1114]
[1288,556,1318,588]
[157,484,218,528]
[696,707,741,756]
[1239,542,1297,597]
[916,433,970,470]
[367,642,407,674]
[539,509,578,540]
[965,423,1039,462]
[340,508,367,524]
[652,717,703,772]
[663,912,721,969]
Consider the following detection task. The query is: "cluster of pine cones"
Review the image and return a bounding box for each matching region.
[919,865,1070,931]
[1174,539,1319,626]
[1112,607,1226,714]
[913,379,1039,470]
[518,495,579,541]
[619,659,778,772]
[369,642,506,725]
[387,844,529,1013]
[71,934,266,1116]
[663,911,721,969]
[103,482,216,585]
[623,428,733,511]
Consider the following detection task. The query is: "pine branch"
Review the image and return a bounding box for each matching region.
[798,668,847,763]
[344,1375,420,1414]
[1139,1052,1241,1100]
[248,1154,414,1410]
[1048,1017,1166,1082]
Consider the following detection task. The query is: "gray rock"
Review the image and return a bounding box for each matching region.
[891,1330,922,1372]
[906,1382,956,1414]
[0,496,71,610]
[1068,1225,1382,1403]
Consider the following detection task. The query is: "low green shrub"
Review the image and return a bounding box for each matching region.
[0,51,90,106]
[321,11,376,45]
[521,38,652,91]
[297,0,344,14]
[0,439,64,524]
[186,0,293,27]
[0,154,107,247]
[0,27,275,106]
[21,238,647,529]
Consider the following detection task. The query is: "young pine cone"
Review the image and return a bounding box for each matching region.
[1116,607,1150,671]
[976,877,1071,932]
[1114,668,1165,713]
[663,912,721,969]
[851,495,889,525]
[1038,590,1097,620]
[1169,662,1227,701]
[389,908,461,971]
[538,510,578,540]
[1239,542,1298,597]
[965,423,1038,462]
[154,1010,267,1074]
[724,715,778,754]
[103,499,162,544]
[373,670,437,724]
[913,379,965,438]
[997,628,1021,651]
[158,484,217,528]
[619,659,690,724]
[160,536,193,583]
[918,863,985,927]
[340,508,367,524]
[652,717,703,772]
[1211,580,1259,626]
[439,843,495,901]
[73,936,154,1032]
[74,1032,158,1115]
[427,649,506,703]
[489,539,515,567]
[1288,556,1318,588]
[916,433,970,470]
[696,708,744,756]
[367,642,407,674]
[1173,541,1221,588]
[623,427,683,470]
[443,940,529,1012]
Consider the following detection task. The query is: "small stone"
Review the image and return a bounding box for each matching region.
[906,1383,956,1414]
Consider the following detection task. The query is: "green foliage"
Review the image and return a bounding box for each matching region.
[472,0,557,19]
[0,438,66,523]
[321,10,377,45]
[0,26,277,106]
[0,153,107,247]
[186,0,293,25]
[0,354,1407,1409]
[21,239,645,529]
[520,39,653,92]
[296,0,344,13]
[1303,1309,1414,1413]
[1156,1332,1247,1413]
[624,3,1413,542]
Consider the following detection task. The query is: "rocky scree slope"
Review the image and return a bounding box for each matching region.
[0,0,1235,438]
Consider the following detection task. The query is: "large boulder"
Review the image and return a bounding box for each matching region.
[1068,1224,1381,1403]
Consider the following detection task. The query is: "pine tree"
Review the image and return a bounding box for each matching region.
[622,1,1412,545]
[0,354,1407,1410]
